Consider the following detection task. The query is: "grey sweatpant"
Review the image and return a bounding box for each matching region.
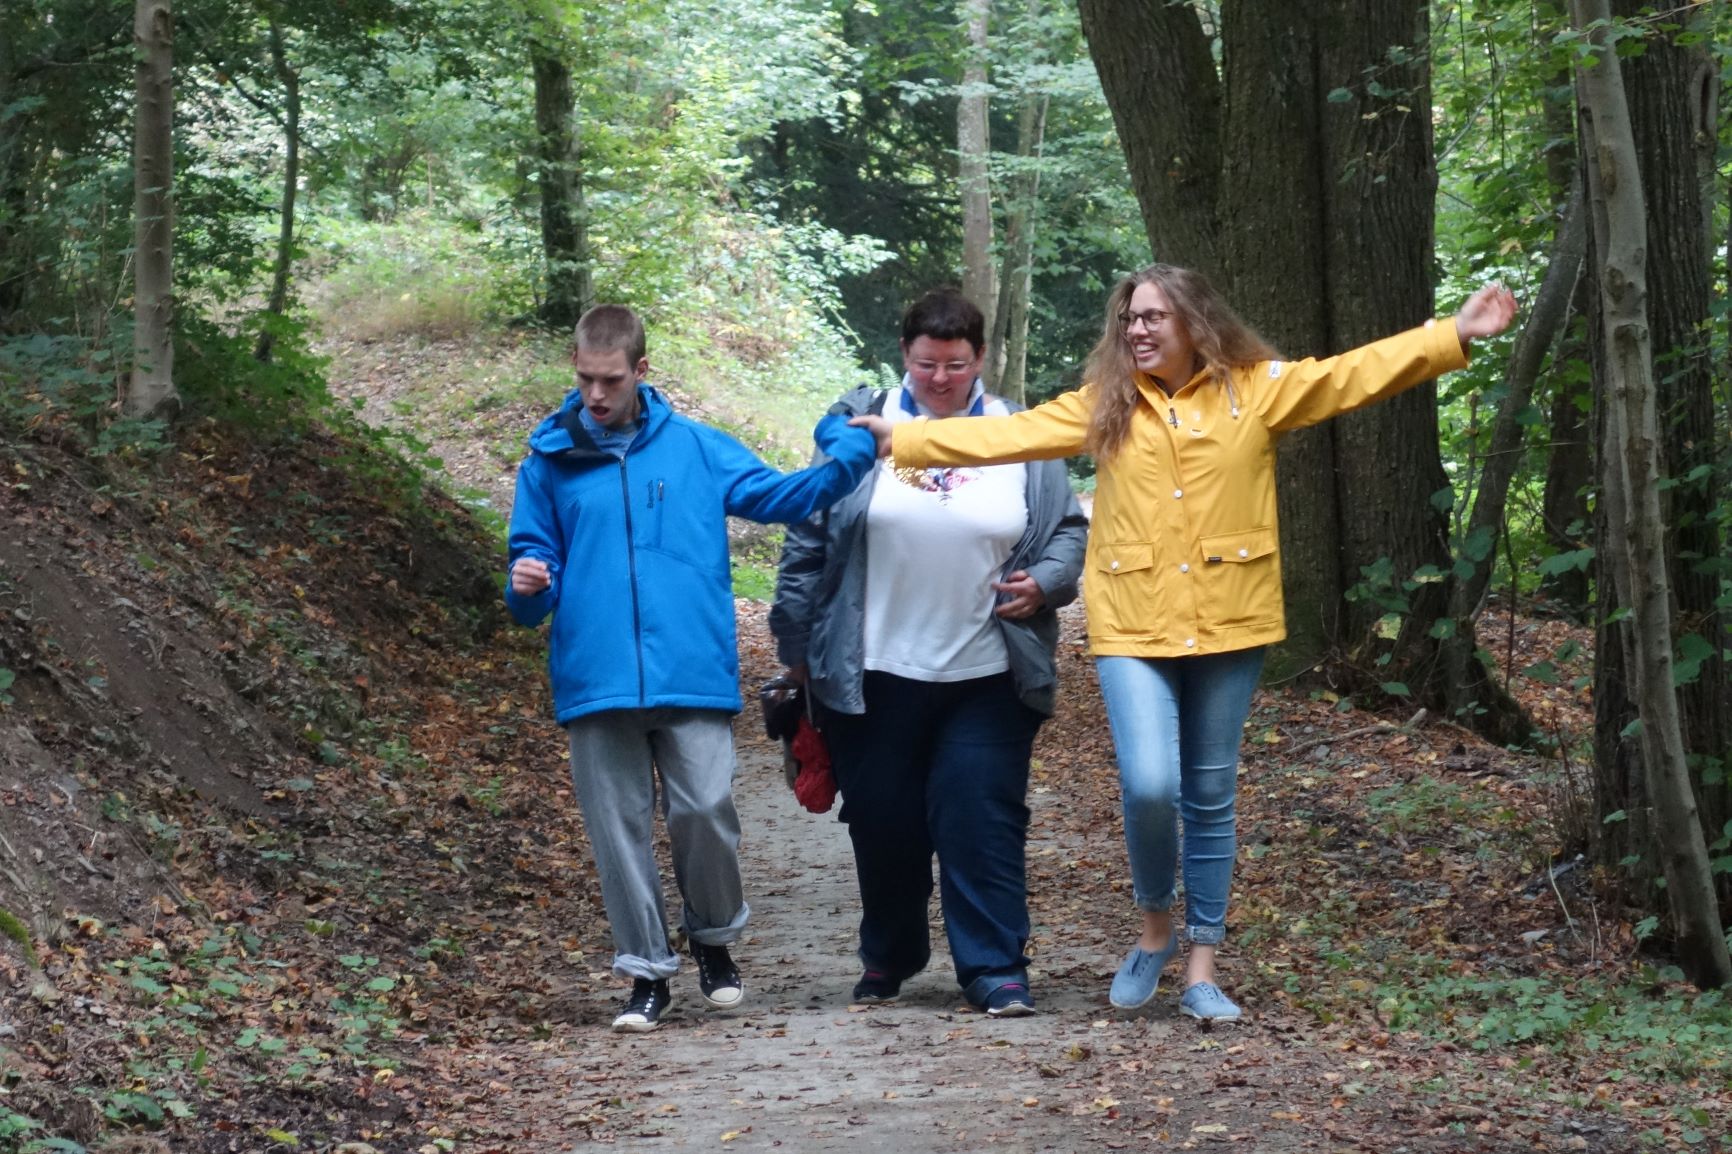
[565,708,750,980]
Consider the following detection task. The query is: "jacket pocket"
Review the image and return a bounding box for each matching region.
[1091,542,1156,636]
[1197,527,1281,629]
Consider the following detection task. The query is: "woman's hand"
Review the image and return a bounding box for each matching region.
[992,570,1047,619]
[848,414,895,459]
[1453,283,1518,348]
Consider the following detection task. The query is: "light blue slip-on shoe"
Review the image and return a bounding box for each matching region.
[1179,981,1242,1022]
[1108,935,1180,1009]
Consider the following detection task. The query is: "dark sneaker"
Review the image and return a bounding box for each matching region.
[611,978,671,1033]
[692,942,743,1009]
[851,968,901,1004]
[984,982,1036,1017]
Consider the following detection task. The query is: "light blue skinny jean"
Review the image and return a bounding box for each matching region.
[1094,647,1265,945]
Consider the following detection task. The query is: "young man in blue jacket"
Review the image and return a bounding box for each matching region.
[505,305,877,1032]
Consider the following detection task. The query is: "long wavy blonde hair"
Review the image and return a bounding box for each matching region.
[1084,264,1280,460]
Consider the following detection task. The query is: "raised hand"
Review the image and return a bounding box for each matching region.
[1454,283,1518,345]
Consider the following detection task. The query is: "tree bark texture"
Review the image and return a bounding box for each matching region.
[1589,0,1729,916]
[253,15,298,364]
[128,0,176,417]
[533,46,592,331]
[957,0,996,344]
[1575,0,1730,988]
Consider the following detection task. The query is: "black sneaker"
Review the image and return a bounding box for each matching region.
[851,968,901,1004]
[611,978,671,1033]
[984,982,1036,1018]
[692,942,743,1009]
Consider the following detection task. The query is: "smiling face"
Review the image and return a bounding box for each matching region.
[901,335,983,417]
[1122,282,1199,388]
[574,345,647,430]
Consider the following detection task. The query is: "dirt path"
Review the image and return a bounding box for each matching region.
[455,739,1327,1153]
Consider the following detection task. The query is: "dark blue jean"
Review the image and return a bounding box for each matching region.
[818,671,1043,1004]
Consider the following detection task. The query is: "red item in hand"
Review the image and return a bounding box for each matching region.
[790,716,837,814]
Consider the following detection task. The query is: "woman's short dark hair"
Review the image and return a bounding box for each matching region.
[901,289,985,353]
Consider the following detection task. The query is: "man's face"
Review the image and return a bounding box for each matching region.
[575,345,647,431]
[901,335,983,417]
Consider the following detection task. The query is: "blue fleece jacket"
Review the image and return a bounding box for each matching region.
[505,384,877,723]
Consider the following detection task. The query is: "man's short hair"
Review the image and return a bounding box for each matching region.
[574,305,647,365]
[901,289,985,354]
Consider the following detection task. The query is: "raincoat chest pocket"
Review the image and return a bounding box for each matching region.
[642,476,667,549]
[1197,527,1280,629]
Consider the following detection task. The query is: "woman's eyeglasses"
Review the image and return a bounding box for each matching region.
[1118,308,1173,331]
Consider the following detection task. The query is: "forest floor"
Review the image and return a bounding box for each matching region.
[0,329,1725,1153]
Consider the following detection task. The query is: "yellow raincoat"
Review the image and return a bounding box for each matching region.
[890,319,1470,658]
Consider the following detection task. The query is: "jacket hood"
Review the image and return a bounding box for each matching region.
[527,384,672,458]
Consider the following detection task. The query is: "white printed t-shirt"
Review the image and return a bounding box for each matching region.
[862,384,1028,682]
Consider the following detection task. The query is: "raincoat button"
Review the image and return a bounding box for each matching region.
[1238,548,1249,558]
[1173,489,1183,499]
[1179,563,1190,573]
[1185,638,1196,648]
[1110,560,1120,571]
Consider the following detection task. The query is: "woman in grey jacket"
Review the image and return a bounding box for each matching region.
[771,290,1088,1016]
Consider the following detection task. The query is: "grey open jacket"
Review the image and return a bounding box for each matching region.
[769,386,1090,718]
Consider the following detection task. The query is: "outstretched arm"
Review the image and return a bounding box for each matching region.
[719,413,877,524]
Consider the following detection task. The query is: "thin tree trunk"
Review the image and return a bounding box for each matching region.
[1575,0,1730,989]
[533,44,591,331]
[1449,182,1586,624]
[254,14,298,364]
[988,88,1046,405]
[128,0,176,417]
[957,0,995,347]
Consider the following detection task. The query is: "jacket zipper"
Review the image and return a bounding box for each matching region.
[618,456,646,706]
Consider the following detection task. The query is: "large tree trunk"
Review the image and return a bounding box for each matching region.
[128,0,176,417]
[532,45,591,331]
[1589,0,1730,920]
[957,0,995,345]
[1575,0,1730,989]
[1080,0,1518,737]
[253,14,298,364]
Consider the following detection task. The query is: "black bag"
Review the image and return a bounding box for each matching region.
[758,675,804,742]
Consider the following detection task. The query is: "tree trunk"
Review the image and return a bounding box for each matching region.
[1538,56,1593,618]
[253,14,298,364]
[1589,0,1730,920]
[1575,0,1730,989]
[532,44,591,331]
[128,0,176,417]
[1076,0,1220,276]
[957,0,995,346]
[988,88,1047,405]
[1448,183,1586,625]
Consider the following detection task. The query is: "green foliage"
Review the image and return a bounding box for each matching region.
[0,906,35,963]
[1376,966,1732,1083]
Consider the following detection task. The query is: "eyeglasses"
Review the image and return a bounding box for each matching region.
[1119,308,1173,331]
[909,359,976,376]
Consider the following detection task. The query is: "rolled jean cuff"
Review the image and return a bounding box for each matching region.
[685,900,750,946]
[1134,888,1177,914]
[613,950,681,982]
[1186,924,1226,946]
